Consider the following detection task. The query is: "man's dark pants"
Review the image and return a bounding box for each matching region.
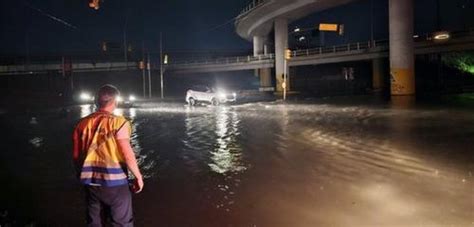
[85,184,133,227]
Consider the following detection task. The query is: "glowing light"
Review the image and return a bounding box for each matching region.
[442,52,474,75]
[433,31,450,40]
[129,95,136,101]
[218,92,226,99]
[466,65,474,74]
[80,92,92,101]
[113,108,124,116]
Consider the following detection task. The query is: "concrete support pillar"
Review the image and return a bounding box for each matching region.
[274,18,288,92]
[253,36,265,56]
[253,36,272,89]
[389,0,415,96]
[253,36,263,78]
[372,58,384,93]
[260,68,272,89]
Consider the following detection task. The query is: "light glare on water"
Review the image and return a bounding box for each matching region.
[0,101,473,226]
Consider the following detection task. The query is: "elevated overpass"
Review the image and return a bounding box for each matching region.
[235,0,360,92]
[2,32,473,75]
[164,30,474,71]
[235,0,421,97]
[235,0,356,40]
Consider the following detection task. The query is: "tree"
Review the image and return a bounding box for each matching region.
[442,51,474,75]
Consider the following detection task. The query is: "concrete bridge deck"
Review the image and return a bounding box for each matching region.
[235,0,357,40]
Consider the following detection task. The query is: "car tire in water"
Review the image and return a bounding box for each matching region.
[188,98,196,106]
[211,98,219,106]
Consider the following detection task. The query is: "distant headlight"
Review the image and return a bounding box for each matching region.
[80,92,92,101]
[232,92,237,97]
[129,95,136,101]
[116,96,123,102]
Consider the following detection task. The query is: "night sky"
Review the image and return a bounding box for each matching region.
[0,0,251,56]
[1,0,473,56]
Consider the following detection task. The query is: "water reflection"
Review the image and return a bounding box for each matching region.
[29,137,43,148]
[183,106,246,212]
[209,107,244,174]
[125,108,156,179]
[113,108,124,116]
[129,107,137,119]
[80,104,93,118]
[29,117,38,125]
[184,106,245,174]
[275,104,290,155]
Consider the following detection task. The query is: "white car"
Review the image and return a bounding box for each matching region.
[186,86,236,106]
[116,94,137,107]
[78,92,95,103]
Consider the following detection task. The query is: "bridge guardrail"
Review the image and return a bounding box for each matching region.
[237,0,267,18]
[2,29,473,75]
[168,30,474,67]
[168,54,275,67]
[292,40,389,58]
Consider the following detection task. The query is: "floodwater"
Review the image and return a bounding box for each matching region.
[1,99,473,226]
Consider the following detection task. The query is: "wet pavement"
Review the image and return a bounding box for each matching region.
[0,100,473,226]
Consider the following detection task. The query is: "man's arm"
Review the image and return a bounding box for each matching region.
[117,138,144,193]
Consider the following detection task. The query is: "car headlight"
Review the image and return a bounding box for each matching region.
[217,92,226,99]
[116,96,123,102]
[232,92,236,97]
[80,92,92,101]
[129,95,136,101]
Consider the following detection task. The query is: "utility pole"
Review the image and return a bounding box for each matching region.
[160,32,164,99]
[370,0,374,45]
[283,49,291,100]
[123,27,128,66]
[147,53,152,98]
[142,42,146,98]
[123,5,129,67]
[283,59,287,101]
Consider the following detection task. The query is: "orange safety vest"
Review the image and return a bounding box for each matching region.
[73,111,131,187]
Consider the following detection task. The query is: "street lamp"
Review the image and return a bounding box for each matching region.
[433,31,450,41]
[159,32,168,99]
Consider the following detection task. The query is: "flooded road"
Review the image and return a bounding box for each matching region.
[1,100,473,226]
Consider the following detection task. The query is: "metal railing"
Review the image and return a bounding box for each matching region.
[168,54,275,66]
[167,40,389,67]
[2,29,473,74]
[292,40,389,58]
[238,0,267,17]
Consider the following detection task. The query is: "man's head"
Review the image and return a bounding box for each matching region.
[97,84,120,109]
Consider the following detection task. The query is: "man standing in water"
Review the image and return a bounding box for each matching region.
[73,84,144,226]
